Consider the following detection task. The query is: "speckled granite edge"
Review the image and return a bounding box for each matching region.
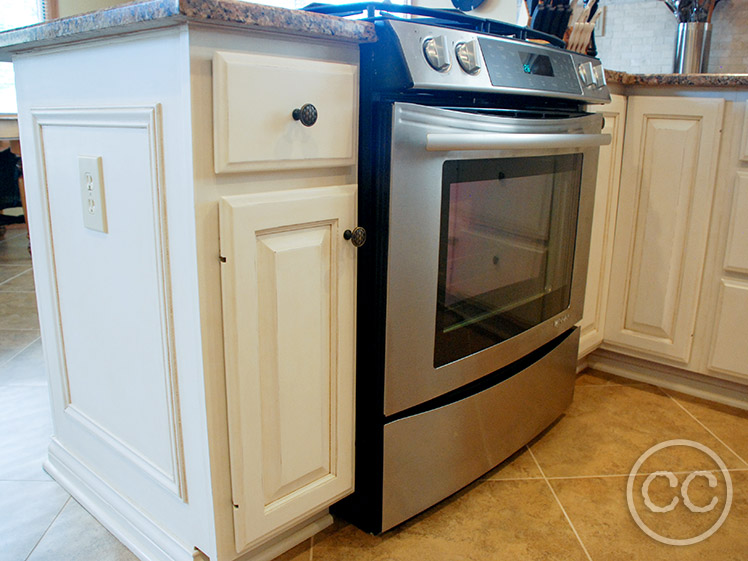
[0,0,375,59]
[605,69,748,88]
[179,0,375,42]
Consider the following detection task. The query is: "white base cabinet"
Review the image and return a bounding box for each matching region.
[588,88,748,404]
[11,22,360,561]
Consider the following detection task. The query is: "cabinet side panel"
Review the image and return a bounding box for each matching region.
[579,94,626,357]
[33,108,185,499]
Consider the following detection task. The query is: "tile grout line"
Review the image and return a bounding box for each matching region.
[23,496,70,561]
[0,334,40,370]
[661,389,748,467]
[0,266,33,288]
[526,446,594,561]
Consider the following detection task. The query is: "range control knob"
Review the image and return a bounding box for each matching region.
[577,61,595,88]
[455,40,481,75]
[423,36,451,72]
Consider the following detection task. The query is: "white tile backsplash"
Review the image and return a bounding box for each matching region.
[594,0,748,74]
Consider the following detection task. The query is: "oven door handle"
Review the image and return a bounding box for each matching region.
[426,132,612,152]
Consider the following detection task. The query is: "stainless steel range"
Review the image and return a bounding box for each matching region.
[306,2,611,534]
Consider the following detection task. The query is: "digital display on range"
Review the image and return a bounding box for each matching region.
[520,52,554,76]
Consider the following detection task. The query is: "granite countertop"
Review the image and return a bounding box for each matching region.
[0,0,376,60]
[605,69,748,88]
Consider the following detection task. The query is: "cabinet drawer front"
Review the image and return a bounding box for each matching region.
[213,51,357,173]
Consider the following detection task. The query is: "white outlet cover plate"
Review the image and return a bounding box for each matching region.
[78,155,108,233]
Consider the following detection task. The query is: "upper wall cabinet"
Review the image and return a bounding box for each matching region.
[604,96,724,364]
[213,51,358,174]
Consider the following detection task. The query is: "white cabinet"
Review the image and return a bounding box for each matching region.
[578,94,626,357]
[603,95,724,364]
[11,22,362,561]
[218,185,356,553]
[212,51,357,174]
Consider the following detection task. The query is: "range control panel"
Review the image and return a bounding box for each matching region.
[387,19,610,104]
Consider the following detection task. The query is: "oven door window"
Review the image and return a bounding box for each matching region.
[435,154,582,367]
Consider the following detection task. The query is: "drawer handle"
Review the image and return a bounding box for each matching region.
[292,103,318,127]
[343,227,366,248]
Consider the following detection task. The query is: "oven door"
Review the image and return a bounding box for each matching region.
[384,102,609,416]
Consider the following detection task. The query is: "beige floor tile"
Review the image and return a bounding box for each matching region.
[550,471,748,561]
[0,230,32,265]
[0,337,46,387]
[665,391,748,465]
[0,384,53,481]
[0,265,29,285]
[0,329,39,367]
[312,479,589,561]
[0,481,69,561]
[26,499,138,561]
[0,268,35,292]
[0,292,39,330]
[481,446,543,480]
[529,384,748,478]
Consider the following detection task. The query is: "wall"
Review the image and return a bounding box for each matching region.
[57,0,125,17]
[594,0,748,74]
[414,0,517,24]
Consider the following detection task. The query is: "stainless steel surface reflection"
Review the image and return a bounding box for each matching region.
[381,328,579,530]
[383,103,605,416]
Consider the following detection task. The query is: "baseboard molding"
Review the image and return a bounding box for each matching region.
[45,439,197,561]
[236,513,332,561]
[586,349,748,411]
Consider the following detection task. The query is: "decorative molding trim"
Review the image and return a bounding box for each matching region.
[45,439,197,561]
[30,105,187,502]
[587,349,748,411]
[723,171,748,275]
[741,101,748,163]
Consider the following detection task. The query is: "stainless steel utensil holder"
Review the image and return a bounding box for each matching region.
[673,22,711,73]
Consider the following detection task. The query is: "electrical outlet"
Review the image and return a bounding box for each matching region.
[78,155,108,233]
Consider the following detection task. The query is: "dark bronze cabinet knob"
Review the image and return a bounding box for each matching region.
[343,227,366,248]
[292,104,318,127]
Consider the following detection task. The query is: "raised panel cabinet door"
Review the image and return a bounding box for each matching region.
[219,185,356,553]
[707,279,748,380]
[604,96,724,363]
[578,94,627,358]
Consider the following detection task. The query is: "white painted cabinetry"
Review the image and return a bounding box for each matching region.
[12,23,360,561]
[603,95,724,364]
[578,94,626,357]
[588,90,748,402]
[219,185,356,553]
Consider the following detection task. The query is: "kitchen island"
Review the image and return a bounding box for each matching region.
[0,3,373,561]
